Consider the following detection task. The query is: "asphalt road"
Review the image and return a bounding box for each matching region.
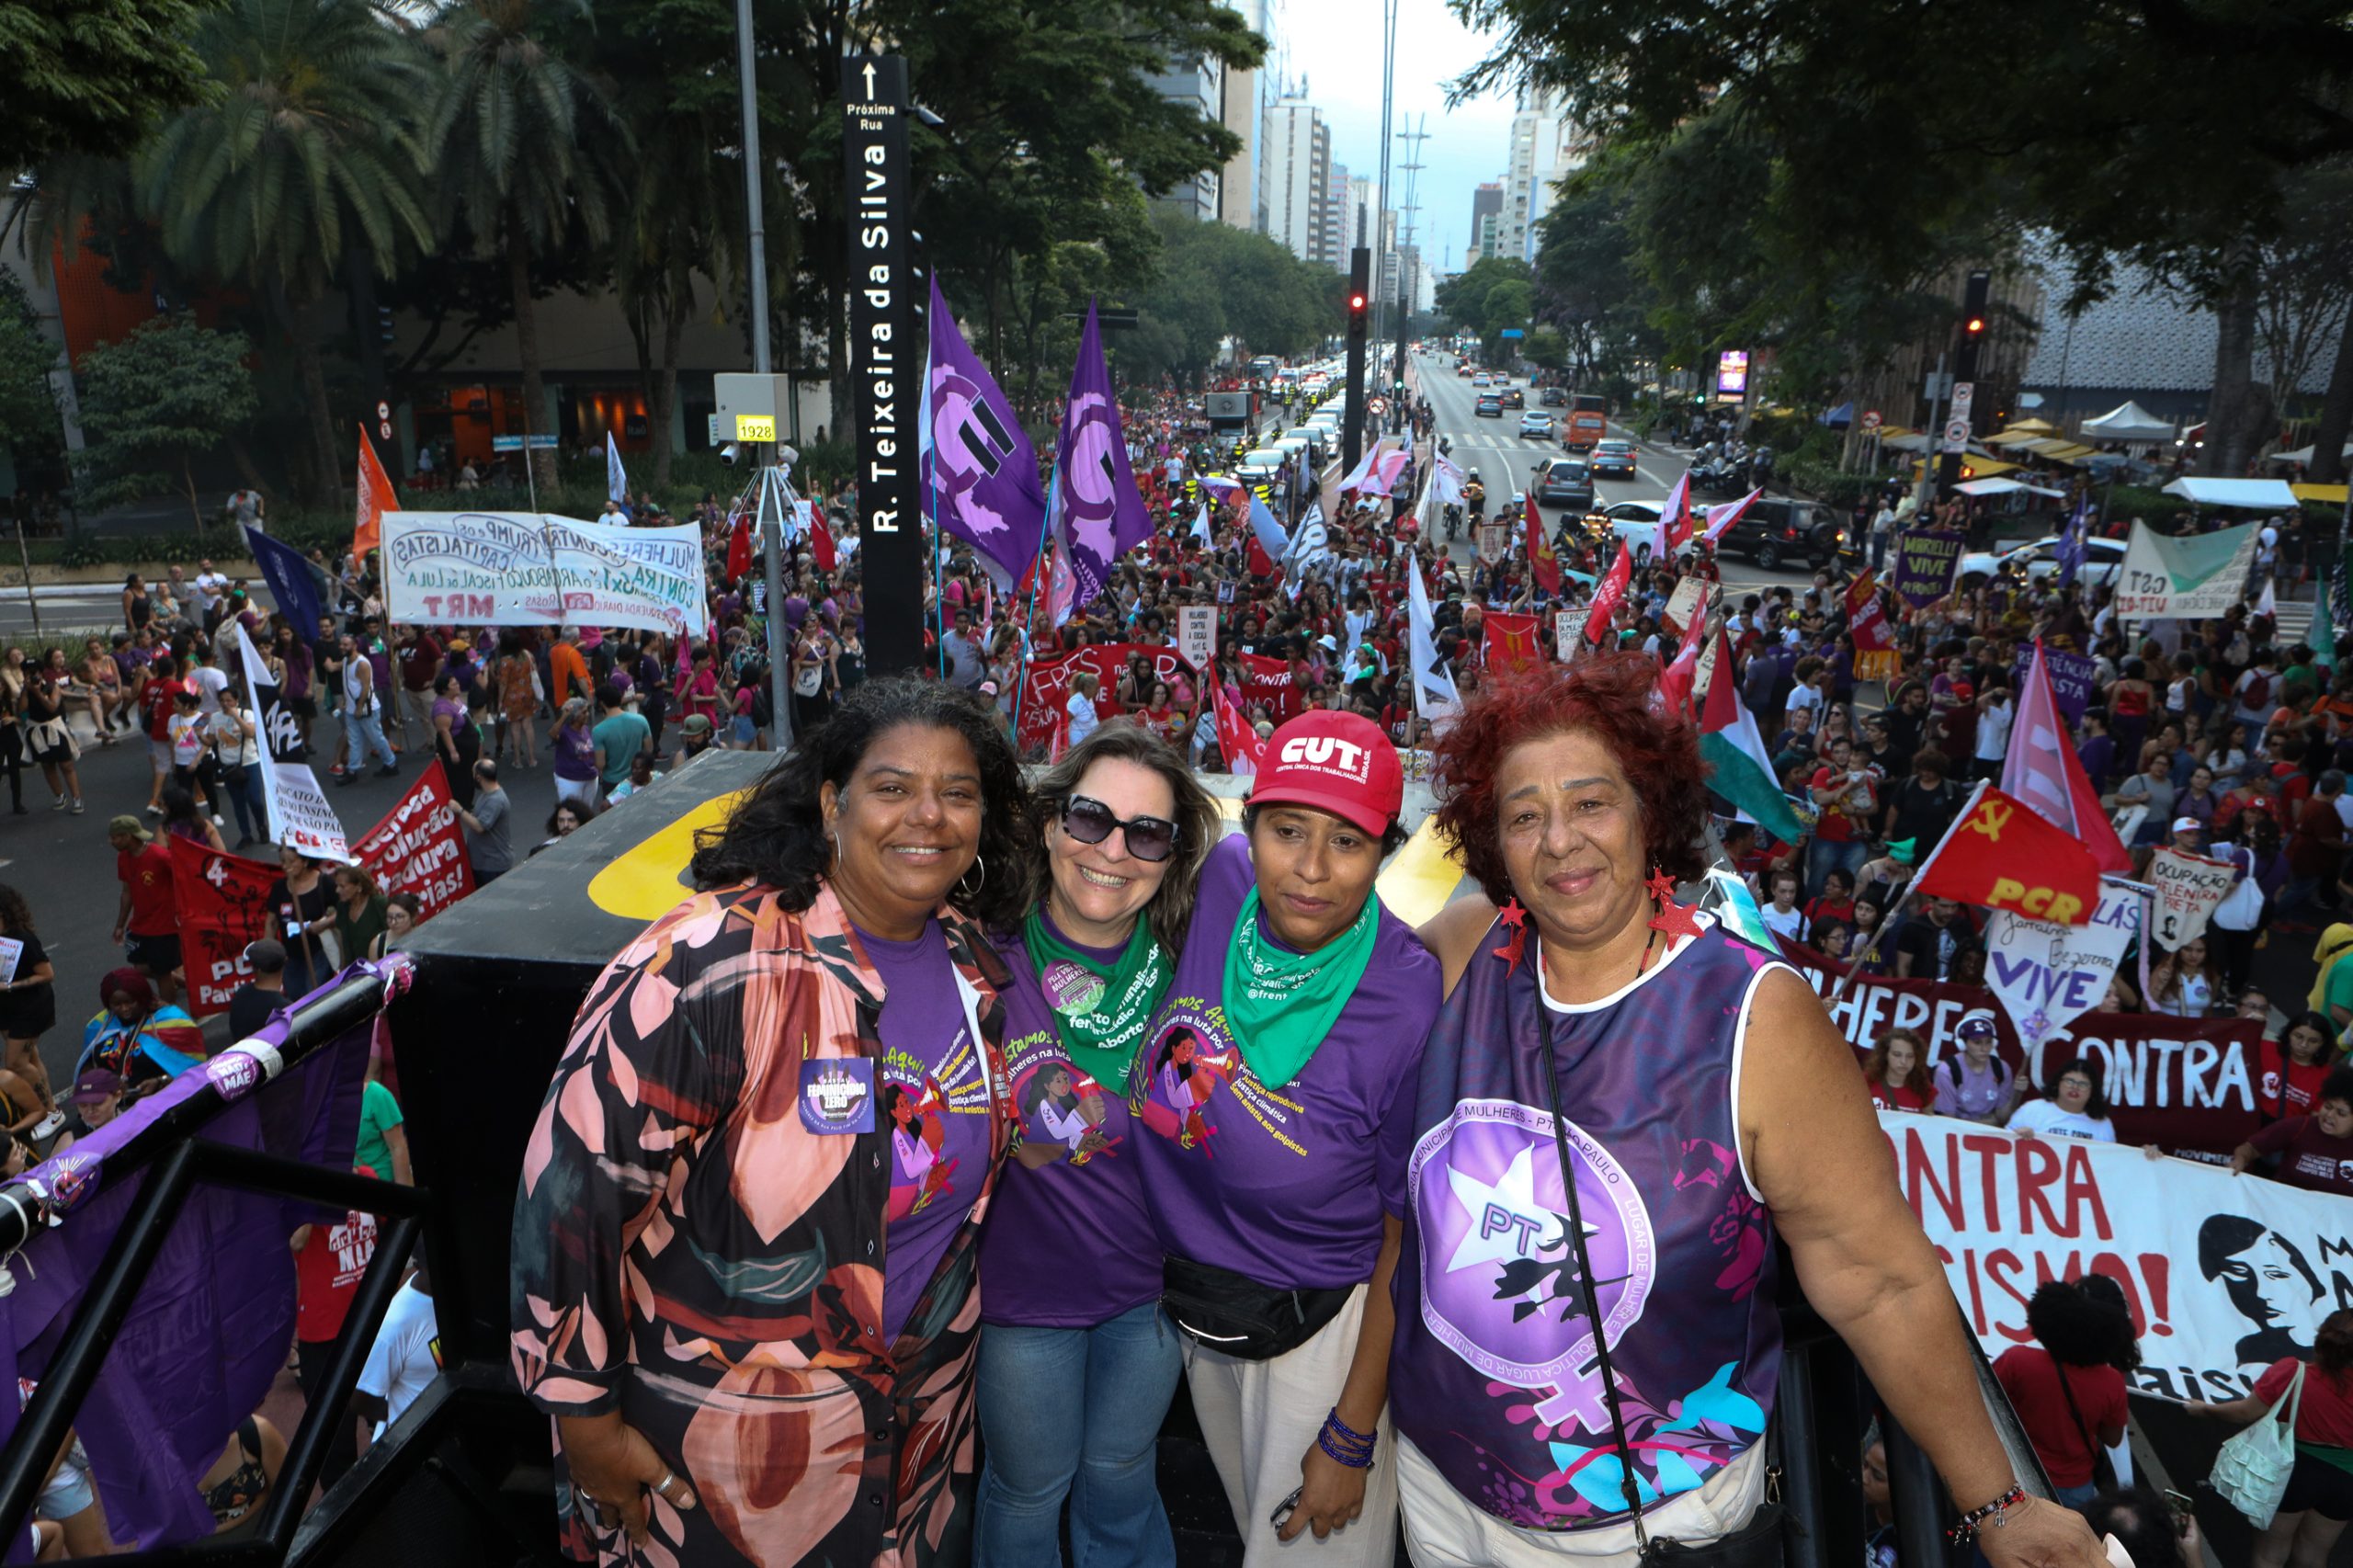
[1413,350,1820,599]
[0,708,590,1105]
[0,584,154,645]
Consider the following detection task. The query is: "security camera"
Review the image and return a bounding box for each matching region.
[720,442,739,466]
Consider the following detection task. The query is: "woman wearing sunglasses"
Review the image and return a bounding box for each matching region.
[1131,710,1440,1566]
[973,722,1221,1567]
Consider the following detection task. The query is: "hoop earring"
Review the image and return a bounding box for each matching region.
[954,853,987,902]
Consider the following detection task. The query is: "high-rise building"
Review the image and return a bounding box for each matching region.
[1146,54,1225,221]
[1220,0,1280,232]
[1262,101,1331,264]
[1500,85,1588,262]
[1466,182,1504,263]
[1323,160,1349,267]
[1346,176,1374,251]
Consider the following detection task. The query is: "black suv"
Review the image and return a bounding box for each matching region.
[1712,496,1846,571]
[1501,387,1526,409]
[1540,386,1565,406]
[1533,457,1595,512]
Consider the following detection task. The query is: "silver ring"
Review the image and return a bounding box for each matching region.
[654,1471,676,1494]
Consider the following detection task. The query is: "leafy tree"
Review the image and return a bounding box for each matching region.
[1434,256,1531,332]
[134,0,435,504]
[1521,324,1569,372]
[0,275,63,457]
[75,314,259,527]
[2,0,225,170]
[1120,211,1341,385]
[422,0,626,494]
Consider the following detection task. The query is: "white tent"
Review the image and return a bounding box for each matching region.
[2267,441,2353,467]
[1956,478,2067,498]
[2080,402,2175,442]
[2159,477,2301,508]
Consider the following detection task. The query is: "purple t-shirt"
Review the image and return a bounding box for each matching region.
[551,722,596,780]
[861,922,994,1343]
[978,924,1163,1327]
[1130,835,1439,1290]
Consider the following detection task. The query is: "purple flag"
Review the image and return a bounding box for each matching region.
[919,278,1047,591]
[1047,301,1154,613]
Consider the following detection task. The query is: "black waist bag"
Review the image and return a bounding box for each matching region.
[1162,1255,1353,1361]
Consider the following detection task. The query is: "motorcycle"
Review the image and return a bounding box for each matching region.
[1444,504,1462,541]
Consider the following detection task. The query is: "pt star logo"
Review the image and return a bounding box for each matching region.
[1446,1144,1593,1311]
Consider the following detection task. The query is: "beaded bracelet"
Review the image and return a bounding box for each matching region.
[1946,1483,2028,1543]
[1317,1408,1376,1470]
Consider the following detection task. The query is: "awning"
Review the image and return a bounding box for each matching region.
[2005,417,2057,435]
[2160,477,2301,508]
[1957,478,2068,498]
[2268,442,2353,467]
[2292,483,2350,506]
[2036,442,2099,461]
[1984,428,2047,447]
[1818,402,1853,427]
[1912,456,2020,479]
[2082,401,2176,441]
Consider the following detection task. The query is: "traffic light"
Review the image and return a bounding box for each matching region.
[1347,290,1369,347]
[1960,269,1991,340]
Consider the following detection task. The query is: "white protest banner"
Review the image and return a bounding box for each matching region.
[235,622,349,864]
[1663,576,1707,636]
[2112,520,2259,619]
[381,512,709,636]
[1554,609,1576,663]
[1982,879,2142,1048]
[2148,847,2236,951]
[1883,1112,2353,1400]
[0,937,19,987]
[1176,606,1216,672]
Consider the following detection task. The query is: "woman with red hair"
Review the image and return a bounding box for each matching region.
[1384,653,2103,1567]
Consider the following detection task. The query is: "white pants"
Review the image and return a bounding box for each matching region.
[1397,1431,1767,1567]
[1182,1282,1400,1567]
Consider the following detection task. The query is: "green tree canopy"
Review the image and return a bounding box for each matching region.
[75,314,258,526]
[1,0,224,171]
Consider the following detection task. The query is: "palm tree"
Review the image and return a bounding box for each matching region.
[420,0,622,495]
[134,0,435,503]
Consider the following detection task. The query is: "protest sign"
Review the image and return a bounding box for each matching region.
[169,837,283,1017]
[1477,523,1509,564]
[1781,944,2261,1158]
[1555,609,1577,663]
[2148,847,2236,950]
[1893,531,1966,607]
[236,623,348,864]
[0,937,18,987]
[347,761,475,919]
[2009,645,2097,728]
[1235,651,1297,724]
[1176,606,1216,672]
[1982,880,2142,1047]
[2113,521,2259,619]
[1663,577,1707,638]
[381,512,709,636]
[1884,1113,2353,1399]
[1847,572,1901,681]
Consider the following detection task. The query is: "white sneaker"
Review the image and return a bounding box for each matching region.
[28,1111,64,1141]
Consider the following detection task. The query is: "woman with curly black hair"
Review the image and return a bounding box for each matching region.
[513,677,1038,1566]
[1994,1280,2133,1506]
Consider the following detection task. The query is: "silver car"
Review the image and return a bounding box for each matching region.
[1518,411,1555,437]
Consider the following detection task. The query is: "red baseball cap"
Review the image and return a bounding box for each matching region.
[1249,711,1404,837]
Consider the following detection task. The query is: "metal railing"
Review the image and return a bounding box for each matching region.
[0,968,433,1561]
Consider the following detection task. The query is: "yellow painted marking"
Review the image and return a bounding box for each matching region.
[1377,814,1465,926]
[586,789,756,919]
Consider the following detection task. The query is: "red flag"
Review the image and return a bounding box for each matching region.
[355,426,397,560]
[2003,642,2131,874]
[1483,611,1541,675]
[1584,541,1633,646]
[726,513,753,583]
[1654,591,1710,717]
[1847,570,1901,682]
[1245,532,1277,578]
[169,836,282,1017]
[1214,681,1267,773]
[1913,782,2103,925]
[1526,496,1562,595]
[1661,472,1695,552]
[808,511,837,573]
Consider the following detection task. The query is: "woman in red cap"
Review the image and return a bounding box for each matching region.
[1130,709,1439,1565]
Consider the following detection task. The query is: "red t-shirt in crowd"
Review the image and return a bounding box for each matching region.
[295,1168,382,1343]
[2248,1116,2353,1197]
[1993,1346,2127,1488]
[1868,1079,1932,1112]
[2258,1042,2336,1120]
[2256,1358,2353,1449]
[117,842,177,937]
[142,675,185,743]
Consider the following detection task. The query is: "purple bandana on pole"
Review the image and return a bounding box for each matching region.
[2055,492,2090,587]
[919,278,1047,591]
[1047,301,1154,612]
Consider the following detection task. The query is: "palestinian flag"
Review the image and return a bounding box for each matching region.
[1699,633,1803,844]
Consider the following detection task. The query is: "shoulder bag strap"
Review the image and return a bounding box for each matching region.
[2052,1356,2115,1488]
[1532,947,1653,1556]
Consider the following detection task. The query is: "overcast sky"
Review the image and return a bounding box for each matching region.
[1268,0,1517,278]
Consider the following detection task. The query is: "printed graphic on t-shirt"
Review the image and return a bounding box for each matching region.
[1133,1000,1325,1156]
[880,1028,985,1219]
[1006,1026,1120,1167]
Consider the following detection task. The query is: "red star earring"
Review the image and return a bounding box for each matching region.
[1495,898,1529,973]
[1645,866,1705,955]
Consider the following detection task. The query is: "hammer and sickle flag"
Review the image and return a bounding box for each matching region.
[1912,781,2103,926]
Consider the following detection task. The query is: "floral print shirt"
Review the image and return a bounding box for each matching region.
[512,881,1016,1567]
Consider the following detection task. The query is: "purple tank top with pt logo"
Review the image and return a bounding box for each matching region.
[1388,913,1786,1531]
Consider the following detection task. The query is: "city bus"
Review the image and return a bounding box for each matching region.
[1565,392,1608,451]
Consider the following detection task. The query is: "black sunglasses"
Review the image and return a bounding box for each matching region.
[1060,795,1177,863]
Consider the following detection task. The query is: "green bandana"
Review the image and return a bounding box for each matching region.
[1022,906,1172,1085]
[1222,888,1380,1089]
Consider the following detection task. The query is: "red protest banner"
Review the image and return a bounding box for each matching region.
[1483,612,1542,675]
[1847,570,1901,682]
[1015,642,1195,752]
[169,837,284,1017]
[1233,652,1297,725]
[348,758,474,919]
[1779,942,2262,1159]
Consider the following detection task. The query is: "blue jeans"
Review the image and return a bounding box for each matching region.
[1805,835,1870,903]
[347,709,395,770]
[975,1301,1182,1568]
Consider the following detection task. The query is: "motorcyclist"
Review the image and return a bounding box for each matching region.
[1464,470,1486,521]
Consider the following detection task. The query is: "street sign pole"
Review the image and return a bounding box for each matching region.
[733,0,790,737]
[1935,270,1993,504]
[843,55,922,674]
[1911,351,1948,525]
